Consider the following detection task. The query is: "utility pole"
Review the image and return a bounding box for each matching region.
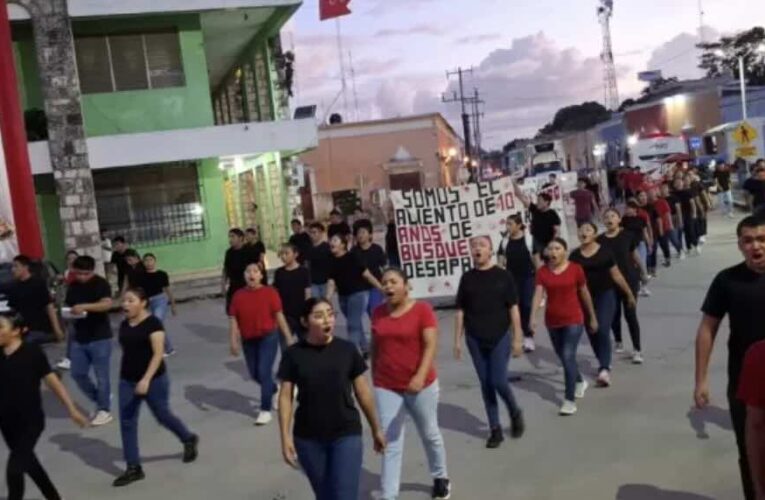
[468,88,485,181]
[442,67,475,181]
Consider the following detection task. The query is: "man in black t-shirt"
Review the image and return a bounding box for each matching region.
[695,215,765,500]
[306,222,333,299]
[351,219,387,318]
[714,163,734,218]
[514,181,560,262]
[65,255,114,427]
[245,227,268,284]
[288,219,312,266]
[8,255,64,344]
[109,236,130,292]
[743,165,765,216]
[327,209,352,243]
[222,229,253,311]
[273,244,311,349]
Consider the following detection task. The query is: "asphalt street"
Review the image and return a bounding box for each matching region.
[3,213,746,500]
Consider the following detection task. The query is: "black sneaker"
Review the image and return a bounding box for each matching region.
[432,477,451,499]
[510,410,525,439]
[113,465,145,487]
[183,434,199,463]
[485,427,504,449]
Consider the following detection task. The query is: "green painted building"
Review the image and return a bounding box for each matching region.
[10,0,316,278]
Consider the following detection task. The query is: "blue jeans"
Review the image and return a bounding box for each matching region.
[311,283,327,300]
[118,374,193,466]
[241,331,279,412]
[548,325,584,402]
[636,241,648,277]
[516,274,535,337]
[465,334,521,429]
[339,291,368,352]
[70,338,112,412]
[718,190,733,216]
[149,293,173,354]
[366,288,384,318]
[669,227,683,254]
[589,291,616,372]
[294,434,362,500]
[375,382,448,499]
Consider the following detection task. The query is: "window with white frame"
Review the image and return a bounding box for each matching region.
[75,30,185,94]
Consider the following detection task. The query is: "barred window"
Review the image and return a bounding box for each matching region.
[75,30,185,94]
[94,162,206,246]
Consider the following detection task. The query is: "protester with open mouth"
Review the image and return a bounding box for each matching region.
[277,298,386,500]
[372,268,451,499]
[113,287,198,487]
[532,238,597,416]
[455,235,525,446]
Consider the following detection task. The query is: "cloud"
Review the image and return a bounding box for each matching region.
[374,24,445,38]
[645,26,720,81]
[366,0,439,16]
[454,33,503,45]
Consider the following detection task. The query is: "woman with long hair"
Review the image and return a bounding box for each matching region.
[372,268,451,499]
[570,223,637,387]
[0,312,87,500]
[531,238,597,416]
[597,209,645,364]
[113,288,198,487]
[498,214,537,352]
[455,236,525,446]
[277,298,385,500]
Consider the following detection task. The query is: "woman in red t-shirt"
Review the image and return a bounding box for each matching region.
[371,268,451,500]
[228,263,294,426]
[532,238,598,416]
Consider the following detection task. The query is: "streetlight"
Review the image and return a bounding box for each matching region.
[716,44,765,120]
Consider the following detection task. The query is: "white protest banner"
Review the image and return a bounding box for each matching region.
[390,177,523,299]
[0,135,18,262]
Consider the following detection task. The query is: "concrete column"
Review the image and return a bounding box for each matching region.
[16,0,103,265]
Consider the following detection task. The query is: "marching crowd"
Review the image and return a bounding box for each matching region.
[0,161,764,500]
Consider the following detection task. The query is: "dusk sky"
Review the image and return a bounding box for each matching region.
[286,0,765,149]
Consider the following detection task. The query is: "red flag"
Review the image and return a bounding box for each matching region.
[320,0,351,21]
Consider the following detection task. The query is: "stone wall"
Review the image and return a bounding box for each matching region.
[13,0,103,264]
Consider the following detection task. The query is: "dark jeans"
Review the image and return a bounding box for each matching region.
[465,333,521,429]
[696,215,707,239]
[23,331,55,345]
[0,420,61,500]
[668,227,684,254]
[516,274,535,338]
[612,280,641,351]
[294,434,363,500]
[366,288,385,318]
[589,290,616,372]
[729,387,755,500]
[118,374,194,466]
[242,331,279,412]
[70,338,112,412]
[683,216,698,249]
[647,234,671,269]
[548,325,584,402]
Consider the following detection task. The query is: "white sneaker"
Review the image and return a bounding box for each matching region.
[575,379,589,399]
[614,342,625,353]
[679,251,687,261]
[523,337,536,353]
[596,369,611,387]
[90,411,113,427]
[639,286,652,297]
[254,411,272,426]
[559,400,577,416]
[56,358,71,370]
[693,247,702,256]
[699,236,707,245]
[632,352,644,365]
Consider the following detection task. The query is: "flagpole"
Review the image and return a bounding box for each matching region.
[335,18,349,120]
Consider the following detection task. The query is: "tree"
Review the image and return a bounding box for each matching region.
[502,138,530,153]
[537,101,611,136]
[640,76,679,96]
[698,26,765,86]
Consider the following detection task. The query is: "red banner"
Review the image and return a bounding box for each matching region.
[320,0,351,21]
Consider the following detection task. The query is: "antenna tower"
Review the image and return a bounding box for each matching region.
[597,0,620,110]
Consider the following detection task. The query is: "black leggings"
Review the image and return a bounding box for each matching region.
[1,420,61,500]
[611,281,641,351]
[683,216,698,249]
